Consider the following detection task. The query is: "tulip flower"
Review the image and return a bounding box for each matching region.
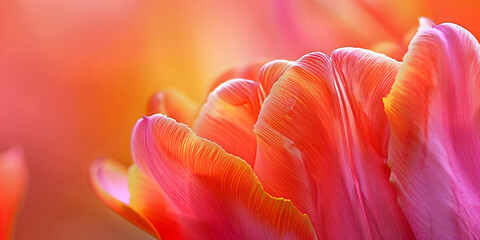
[0,148,27,239]
[90,19,480,239]
[5,0,480,237]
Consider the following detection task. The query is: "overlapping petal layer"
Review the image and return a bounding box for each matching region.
[130,114,316,239]
[194,79,260,165]
[0,148,27,239]
[147,89,197,127]
[90,158,183,239]
[193,61,292,165]
[253,49,413,239]
[91,19,480,239]
[90,158,157,238]
[384,19,480,239]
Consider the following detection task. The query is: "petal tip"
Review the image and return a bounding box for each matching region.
[419,17,435,29]
[89,158,130,205]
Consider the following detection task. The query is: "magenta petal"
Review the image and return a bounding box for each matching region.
[385,19,480,239]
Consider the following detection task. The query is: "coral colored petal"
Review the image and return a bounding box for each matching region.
[127,166,186,239]
[132,114,317,239]
[384,20,480,239]
[257,60,293,98]
[254,51,413,239]
[331,48,413,238]
[193,79,260,165]
[254,53,337,233]
[147,89,197,126]
[332,48,401,158]
[0,148,27,240]
[193,60,292,166]
[90,158,161,238]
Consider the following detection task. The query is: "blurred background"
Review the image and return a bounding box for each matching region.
[0,0,479,239]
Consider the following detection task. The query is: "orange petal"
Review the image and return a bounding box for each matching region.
[193,79,260,165]
[193,60,293,166]
[254,51,413,239]
[132,114,317,239]
[127,165,185,239]
[0,148,27,240]
[257,60,293,98]
[384,19,480,238]
[147,89,197,126]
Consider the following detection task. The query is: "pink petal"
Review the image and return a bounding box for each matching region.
[90,158,184,239]
[384,19,480,239]
[89,158,159,237]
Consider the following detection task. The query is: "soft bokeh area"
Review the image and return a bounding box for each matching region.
[0,0,479,239]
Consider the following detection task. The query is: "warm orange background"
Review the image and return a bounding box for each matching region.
[0,0,479,239]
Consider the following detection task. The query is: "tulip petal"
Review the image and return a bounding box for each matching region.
[128,165,185,239]
[254,51,413,239]
[254,53,337,237]
[193,61,293,166]
[331,48,413,238]
[90,158,184,239]
[132,114,317,239]
[331,48,400,158]
[257,60,293,98]
[147,89,197,126]
[193,79,260,165]
[0,148,27,240]
[384,20,480,239]
[89,158,159,237]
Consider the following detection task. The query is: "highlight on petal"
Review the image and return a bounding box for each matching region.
[384,20,480,239]
[89,158,158,237]
[0,148,27,240]
[147,89,197,126]
[90,158,184,239]
[253,50,413,239]
[132,114,317,239]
